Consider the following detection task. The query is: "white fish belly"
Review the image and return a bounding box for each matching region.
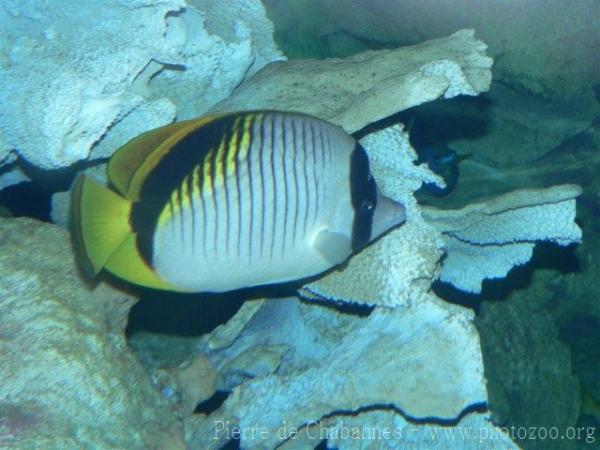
[152,223,330,292]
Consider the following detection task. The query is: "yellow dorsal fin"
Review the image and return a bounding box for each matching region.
[108,113,230,201]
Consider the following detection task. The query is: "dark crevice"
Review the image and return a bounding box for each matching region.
[126,290,245,337]
[432,241,581,312]
[298,294,374,317]
[0,156,107,222]
[316,401,488,428]
[195,390,230,415]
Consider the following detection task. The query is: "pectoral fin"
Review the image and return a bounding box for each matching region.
[313,229,352,266]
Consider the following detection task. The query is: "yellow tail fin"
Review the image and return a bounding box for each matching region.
[71,174,132,276]
[71,174,178,291]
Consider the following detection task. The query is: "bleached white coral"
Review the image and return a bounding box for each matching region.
[0,0,283,170]
[147,0,284,121]
[212,29,493,133]
[0,0,185,169]
[360,124,445,201]
[422,184,583,293]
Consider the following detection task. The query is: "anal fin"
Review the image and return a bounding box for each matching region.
[105,234,178,291]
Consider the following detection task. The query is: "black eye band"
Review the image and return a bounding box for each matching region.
[349,143,377,252]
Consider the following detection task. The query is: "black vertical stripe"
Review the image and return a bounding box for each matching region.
[302,121,312,236]
[209,141,219,257]
[168,198,175,232]
[176,184,185,249]
[293,118,308,245]
[258,116,267,259]
[233,116,245,259]
[187,173,195,254]
[350,143,377,251]
[245,114,257,260]
[197,164,207,258]
[221,119,236,257]
[311,122,321,227]
[281,117,294,250]
[322,128,329,200]
[269,113,279,259]
[290,118,306,246]
[326,130,333,165]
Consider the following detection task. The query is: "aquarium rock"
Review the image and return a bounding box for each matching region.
[422,184,583,293]
[152,352,218,419]
[212,29,492,133]
[476,283,581,450]
[282,410,518,450]
[0,0,282,173]
[147,0,285,121]
[187,297,492,449]
[0,217,186,449]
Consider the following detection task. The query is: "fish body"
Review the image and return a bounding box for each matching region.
[71,111,405,292]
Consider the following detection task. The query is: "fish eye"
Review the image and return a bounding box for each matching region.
[360,199,375,214]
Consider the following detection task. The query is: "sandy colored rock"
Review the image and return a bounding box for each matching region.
[187,296,487,449]
[212,29,492,133]
[0,217,185,449]
[476,280,581,450]
[153,353,218,419]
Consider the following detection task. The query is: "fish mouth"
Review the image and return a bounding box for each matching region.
[369,192,406,242]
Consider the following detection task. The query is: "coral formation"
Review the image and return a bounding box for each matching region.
[263,0,600,163]
[0,0,282,183]
[212,29,492,133]
[422,184,583,293]
[0,0,183,171]
[144,0,284,121]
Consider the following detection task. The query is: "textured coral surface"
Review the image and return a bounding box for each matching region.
[0,217,186,449]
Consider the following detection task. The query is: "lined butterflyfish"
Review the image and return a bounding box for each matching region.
[71,111,406,292]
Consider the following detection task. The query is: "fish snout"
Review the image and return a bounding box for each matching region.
[369,193,406,242]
